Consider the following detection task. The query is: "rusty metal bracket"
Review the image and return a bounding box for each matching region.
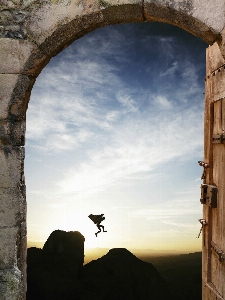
[197,219,207,245]
[212,134,225,144]
[198,161,209,181]
[211,241,225,263]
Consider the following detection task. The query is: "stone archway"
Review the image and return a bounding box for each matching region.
[1,1,225,299]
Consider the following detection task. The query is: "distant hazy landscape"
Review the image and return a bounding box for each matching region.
[28,241,194,263]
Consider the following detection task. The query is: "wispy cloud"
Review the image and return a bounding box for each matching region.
[154,95,173,109]
[56,103,203,194]
[26,23,204,195]
[160,61,178,77]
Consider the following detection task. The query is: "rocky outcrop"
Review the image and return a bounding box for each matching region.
[27,231,172,300]
[42,230,85,278]
[81,248,172,300]
[27,230,85,300]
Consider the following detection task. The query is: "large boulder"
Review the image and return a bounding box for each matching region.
[42,230,85,278]
[80,248,173,300]
[27,230,85,300]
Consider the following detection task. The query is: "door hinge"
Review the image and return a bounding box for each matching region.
[198,161,209,181]
[211,241,225,262]
[200,184,218,208]
[212,134,225,144]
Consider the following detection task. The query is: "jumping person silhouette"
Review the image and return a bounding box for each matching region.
[88,214,107,237]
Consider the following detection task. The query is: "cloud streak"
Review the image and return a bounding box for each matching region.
[26,24,204,195]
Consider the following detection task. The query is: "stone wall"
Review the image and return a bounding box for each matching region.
[0,0,225,299]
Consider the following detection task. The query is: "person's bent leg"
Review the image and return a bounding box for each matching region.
[101,225,107,232]
[96,225,102,237]
[95,229,101,237]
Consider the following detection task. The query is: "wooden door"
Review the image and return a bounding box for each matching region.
[203,42,225,300]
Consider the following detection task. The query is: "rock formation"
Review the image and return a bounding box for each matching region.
[27,231,172,300]
[42,230,85,278]
[27,230,85,300]
[81,248,172,300]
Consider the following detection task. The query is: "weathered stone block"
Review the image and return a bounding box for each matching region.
[16,222,27,288]
[0,38,49,75]
[23,0,106,56]
[100,1,143,24]
[21,0,37,8]
[143,0,223,45]
[0,227,19,269]
[0,120,25,146]
[0,10,14,27]
[24,0,97,44]
[0,146,24,188]
[0,74,19,120]
[0,74,36,121]
[0,0,21,9]
[192,0,225,36]
[0,187,26,227]
[0,268,22,300]
[216,28,225,67]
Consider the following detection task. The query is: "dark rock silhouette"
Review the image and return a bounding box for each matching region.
[81,248,172,300]
[27,230,85,300]
[27,247,43,300]
[27,230,172,300]
[42,230,85,278]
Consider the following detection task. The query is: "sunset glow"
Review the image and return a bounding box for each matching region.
[26,22,206,254]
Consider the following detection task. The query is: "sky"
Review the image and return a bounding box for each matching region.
[25,22,208,253]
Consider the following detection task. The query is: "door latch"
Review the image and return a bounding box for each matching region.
[200,184,218,208]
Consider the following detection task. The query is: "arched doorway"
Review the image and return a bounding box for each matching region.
[0,1,225,299]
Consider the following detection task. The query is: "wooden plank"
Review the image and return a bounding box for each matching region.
[204,75,214,184]
[211,252,222,295]
[213,101,222,135]
[203,46,214,293]
[222,99,225,132]
[212,68,225,102]
[206,43,225,76]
